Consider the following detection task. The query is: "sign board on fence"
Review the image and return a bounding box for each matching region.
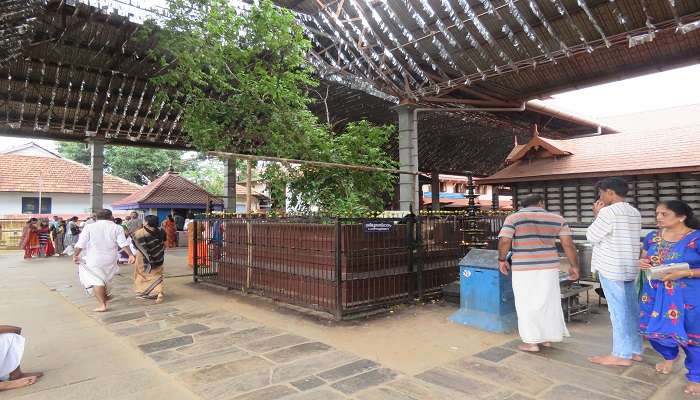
[363,221,394,233]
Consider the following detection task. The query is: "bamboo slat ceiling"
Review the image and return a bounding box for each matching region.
[1,0,699,174]
[285,0,700,103]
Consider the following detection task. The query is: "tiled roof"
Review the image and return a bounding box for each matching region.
[113,170,229,208]
[0,154,140,194]
[480,126,700,184]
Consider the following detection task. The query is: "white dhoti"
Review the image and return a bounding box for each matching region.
[512,269,569,344]
[78,258,118,296]
[0,333,25,380]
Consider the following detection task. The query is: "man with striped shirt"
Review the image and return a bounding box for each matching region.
[587,177,643,366]
[498,194,580,352]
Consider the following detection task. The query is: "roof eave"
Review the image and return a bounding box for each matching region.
[479,165,700,185]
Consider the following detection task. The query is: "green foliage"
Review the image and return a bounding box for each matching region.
[142,0,397,215]
[57,142,91,165]
[146,0,323,157]
[57,142,196,185]
[106,147,195,185]
[180,158,224,196]
[270,121,397,216]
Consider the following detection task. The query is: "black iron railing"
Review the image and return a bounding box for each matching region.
[191,214,504,319]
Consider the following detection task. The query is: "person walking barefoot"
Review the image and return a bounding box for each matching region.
[586,178,643,367]
[73,209,135,312]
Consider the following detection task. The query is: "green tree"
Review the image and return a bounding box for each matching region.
[56,142,91,165]
[144,0,324,157]
[283,121,397,216]
[57,142,195,185]
[106,147,194,185]
[143,0,397,215]
[181,160,225,196]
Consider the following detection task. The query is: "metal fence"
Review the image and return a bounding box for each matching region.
[191,214,505,319]
[0,219,24,250]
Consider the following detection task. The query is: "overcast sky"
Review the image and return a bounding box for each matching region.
[540,64,700,119]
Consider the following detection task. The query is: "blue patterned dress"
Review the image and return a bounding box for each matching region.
[639,230,700,382]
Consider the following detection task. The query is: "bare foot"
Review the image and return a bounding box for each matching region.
[518,343,540,352]
[632,354,643,362]
[0,376,37,390]
[588,355,633,366]
[685,382,700,396]
[541,342,552,348]
[655,359,675,374]
[20,372,43,379]
[155,293,164,304]
[93,306,108,312]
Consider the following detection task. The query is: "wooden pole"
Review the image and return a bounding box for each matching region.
[431,169,440,211]
[246,160,253,215]
[209,151,421,176]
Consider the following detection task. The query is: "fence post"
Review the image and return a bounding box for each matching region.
[407,216,415,300]
[245,220,252,294]
[192,220,199,282]
[334,218,343,320]
[415,216,424,301]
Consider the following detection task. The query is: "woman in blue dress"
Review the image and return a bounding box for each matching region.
[639,200,700,396]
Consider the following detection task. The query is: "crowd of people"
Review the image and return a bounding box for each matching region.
[499,177,700,396]
[3,210,176,391]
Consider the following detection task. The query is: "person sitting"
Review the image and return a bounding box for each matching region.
[0,325,42,391]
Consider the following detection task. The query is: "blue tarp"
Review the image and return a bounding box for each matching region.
[423,192,466,199]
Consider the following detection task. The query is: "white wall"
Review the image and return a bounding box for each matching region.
[0,192,130,217]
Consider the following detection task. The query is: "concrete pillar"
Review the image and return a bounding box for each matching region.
[89,137,104,213]
[394,104,419,212]
[224,158,236,211]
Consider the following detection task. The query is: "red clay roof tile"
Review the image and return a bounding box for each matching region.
[480,126,700,184]
[0,154,140,194]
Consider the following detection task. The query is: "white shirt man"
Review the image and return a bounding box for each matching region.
[586,177,643,367]
[74,210,134,312]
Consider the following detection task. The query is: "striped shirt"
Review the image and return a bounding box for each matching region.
[499,207,571,271]
[586,202,642,281]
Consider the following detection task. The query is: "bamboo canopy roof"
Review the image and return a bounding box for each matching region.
[1,0,699,174]
[284,0,700,103]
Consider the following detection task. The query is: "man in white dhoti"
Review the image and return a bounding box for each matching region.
[498,194,580,352]
[74,209,135,312]
[0,325,42,391]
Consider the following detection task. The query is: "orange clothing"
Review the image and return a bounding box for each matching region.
[187,221,208,269]
[164,220,177,248]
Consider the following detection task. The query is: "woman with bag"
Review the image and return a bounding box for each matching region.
[639,200,700,396]
[132,215,166,303]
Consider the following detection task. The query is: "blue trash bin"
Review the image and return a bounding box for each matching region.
[449,249,517,333]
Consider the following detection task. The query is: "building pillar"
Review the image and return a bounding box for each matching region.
[394,104,419,212]
[431,169,440,211]
[89,137,104,213]
[224,158,236,211]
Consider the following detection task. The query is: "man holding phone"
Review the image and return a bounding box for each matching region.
[587,177,643,366]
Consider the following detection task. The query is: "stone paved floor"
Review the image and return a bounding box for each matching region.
[41,267,695,400]
[4,249,696,400]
